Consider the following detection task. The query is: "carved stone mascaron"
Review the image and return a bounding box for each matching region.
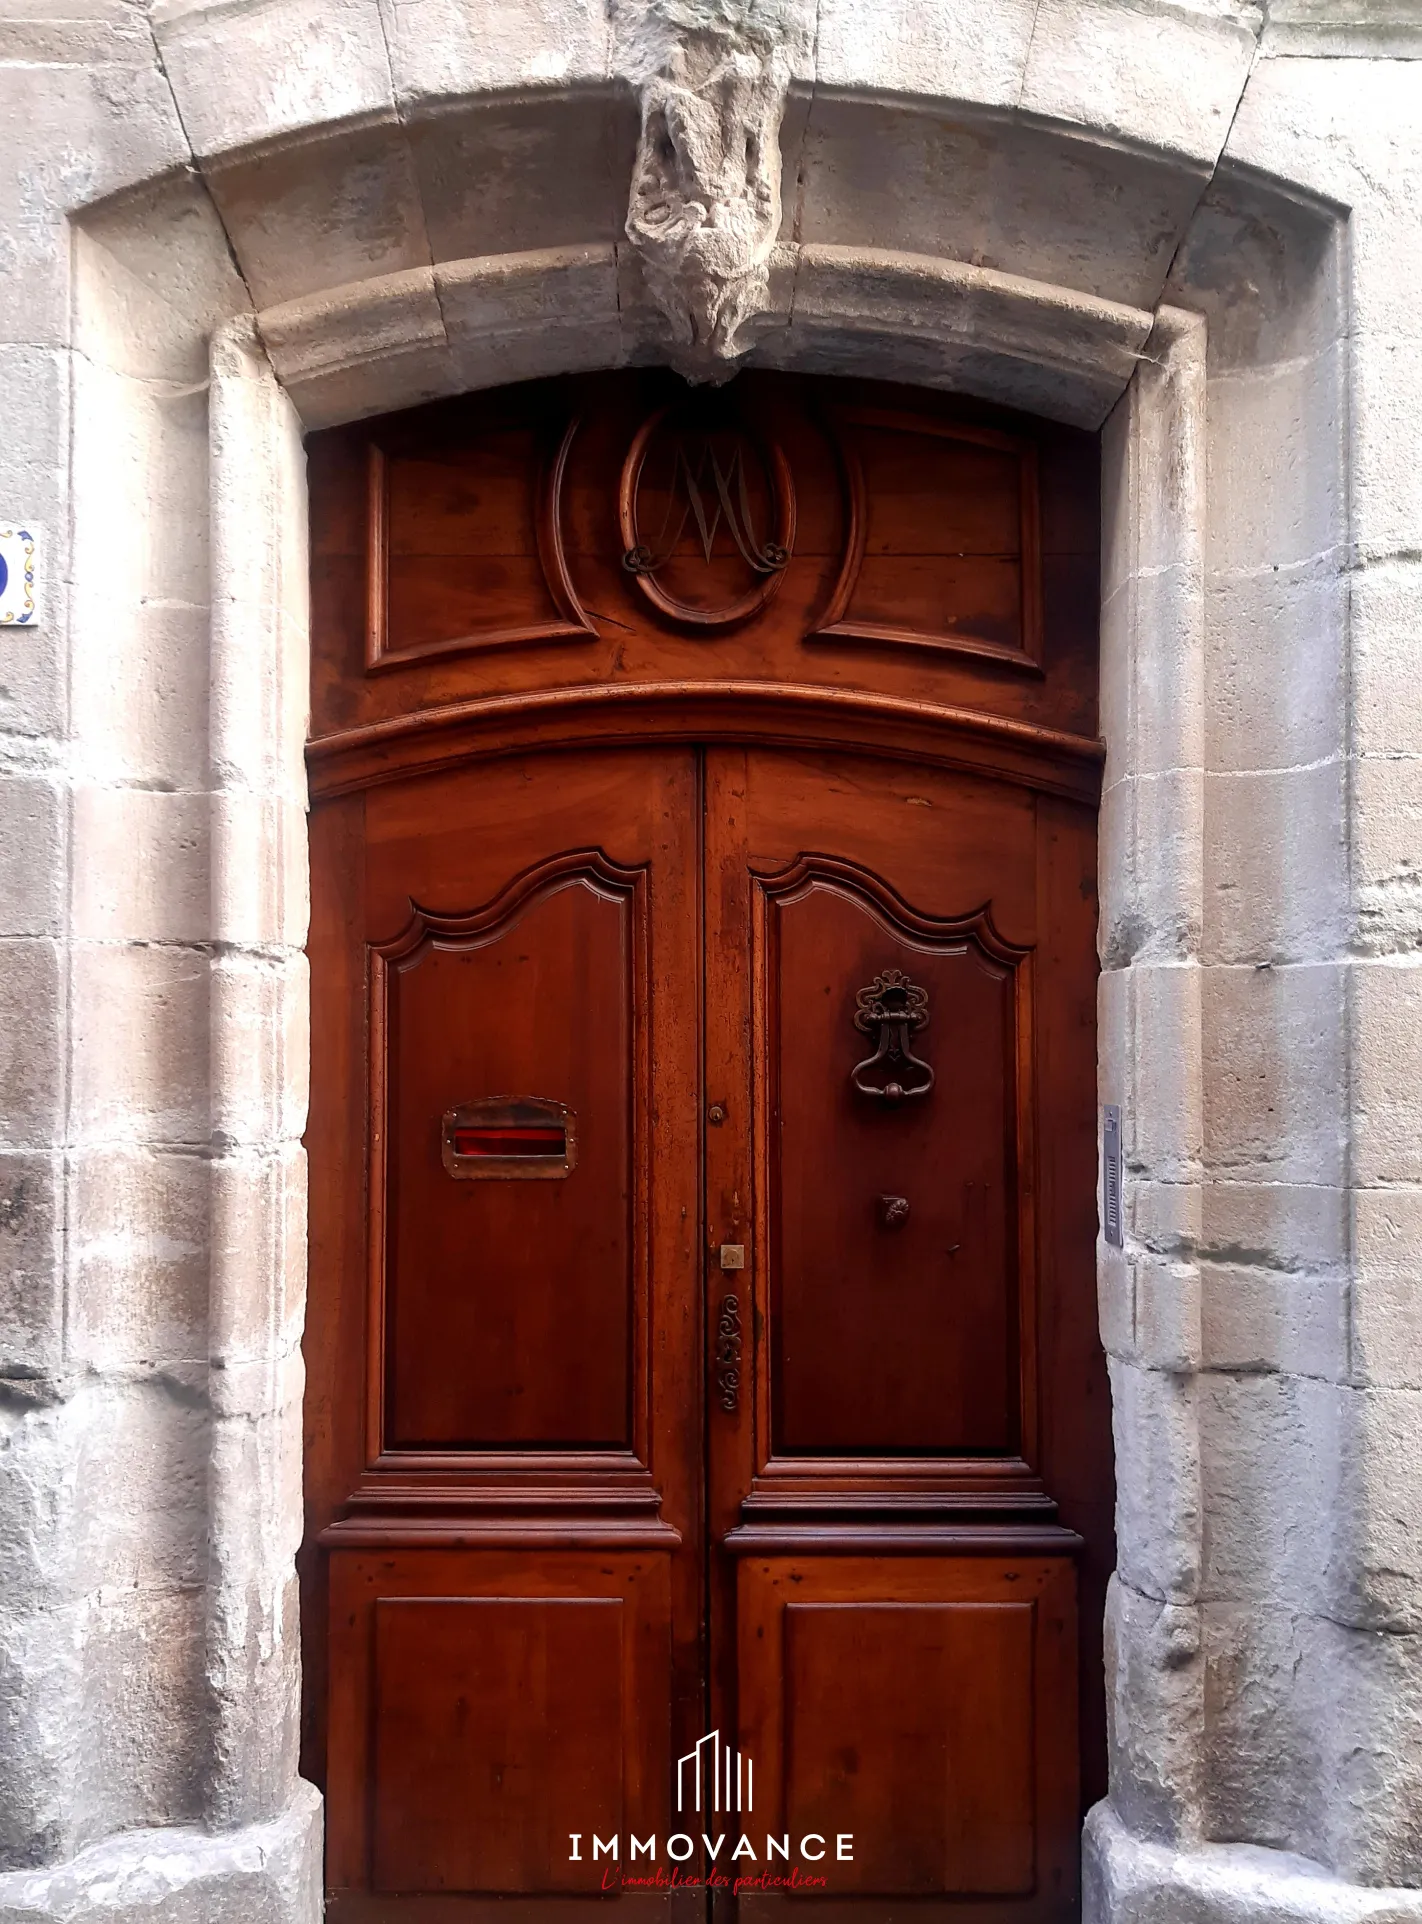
[617,0,806,379]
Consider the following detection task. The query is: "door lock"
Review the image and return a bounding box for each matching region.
[719,1243,746,1270]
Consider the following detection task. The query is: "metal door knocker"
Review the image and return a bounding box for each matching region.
[851,968,934,1104]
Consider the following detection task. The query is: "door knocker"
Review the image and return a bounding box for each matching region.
[851,968,934,1104]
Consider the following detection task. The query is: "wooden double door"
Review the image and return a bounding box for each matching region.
[307,738,1105,1923]
[303,368,1111,1924]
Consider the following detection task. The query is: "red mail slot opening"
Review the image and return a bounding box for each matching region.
[451,1125,565,1158]
[441,1097,577,1180]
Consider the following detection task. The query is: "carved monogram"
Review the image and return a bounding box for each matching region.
[623,433,787,578]
[618,400,796,627]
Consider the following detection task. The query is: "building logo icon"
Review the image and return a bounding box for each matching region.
[676,1729,753,1816]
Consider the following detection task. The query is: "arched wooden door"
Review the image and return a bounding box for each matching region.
[303,369,1112,1924]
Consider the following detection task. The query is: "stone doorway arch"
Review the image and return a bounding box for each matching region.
[4,5,1419,1921]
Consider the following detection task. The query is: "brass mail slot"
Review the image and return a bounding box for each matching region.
[441,1096,577,1180]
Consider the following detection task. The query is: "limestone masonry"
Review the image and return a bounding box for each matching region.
[1,0,1422,1917]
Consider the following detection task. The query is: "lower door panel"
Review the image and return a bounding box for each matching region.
[734,1549,1080,1922]
[325,1545,677,1912]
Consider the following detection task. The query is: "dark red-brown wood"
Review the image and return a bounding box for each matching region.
[303,368,1111,1924]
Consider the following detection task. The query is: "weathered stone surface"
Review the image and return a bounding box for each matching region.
[2,6,1421,1923]
[0,348,69,584]
[1104,1577,1205,1846]
[75,179,250,387]
[406,92,635,265]
[795,99,1209,313]
[1352,960,1422,1186]
[1134,1256,1204,1375]
[437,244,623,392]
[789,243,1151,409]
[1086,1795,1422,1924]
[1198,1373,1333,1604]
[70,790,210,946]
[386,0,610,107]
[0,942,63,1149]
[257,264,449,424]
[1019,0,1258,167]
[207,1147,307,1367]
[615,0,812,374]
[0,50,189,346]
[1204,564,1345,778]
[150,0,395,160]
[68,1150,209,1371]
[814,0,1037,107]
[68,945,209,1148]
[0,1153,62,1377]
[0,780,63,941]
[1352,563,1422,763]
[1111,1360,1203,1606]
[1162,167,1344,373]
[204,119,434,312]
[1262,0,1422,59]
[1132,963,1205,1181]
[0,1780,320,1922]
[1202,964,1346,1187]
[1203,764,1348,966]
[1352,1188,1422,1391]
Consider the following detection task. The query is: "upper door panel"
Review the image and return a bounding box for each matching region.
[766,858,1025,1457]
[308,369,1100,758]
[380,855,638,1450]
[306,747,702,1514]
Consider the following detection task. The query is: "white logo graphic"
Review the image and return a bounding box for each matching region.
[676,1729,753,1815]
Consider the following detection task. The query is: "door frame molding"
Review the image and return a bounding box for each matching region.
[208,295,1209,1871]
[306,676,1105,806]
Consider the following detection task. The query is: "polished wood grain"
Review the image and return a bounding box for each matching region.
[737,1553,1079,1922]
[372,852,642,1449]
[305,751,704,1919]
[308,369,1100,751]
[759,855,1028,1455]
[617,399,796,629]
[788,1603,1036,1893]
[372,1597,623,1892]
[705,747,1047,1505]
[305,369,1110,1922]
[813,406,1043,673]
[701,744,1110,1895]
[306,679,1104,809]
[327,1547,673,1902]
[363,411,595,670]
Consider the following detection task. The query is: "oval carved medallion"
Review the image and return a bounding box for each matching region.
[618,401,796,628]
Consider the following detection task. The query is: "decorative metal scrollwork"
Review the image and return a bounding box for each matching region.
[715,1293,743,1412]
[851,968,935,1104]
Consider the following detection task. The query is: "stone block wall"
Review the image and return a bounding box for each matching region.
[0,1,1420,1919]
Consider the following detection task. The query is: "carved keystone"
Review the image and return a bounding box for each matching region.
[614,0,808,380]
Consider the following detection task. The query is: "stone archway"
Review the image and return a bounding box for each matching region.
[5,6,1421,1921]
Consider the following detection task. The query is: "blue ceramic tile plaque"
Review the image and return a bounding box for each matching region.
[0,526,39,627]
